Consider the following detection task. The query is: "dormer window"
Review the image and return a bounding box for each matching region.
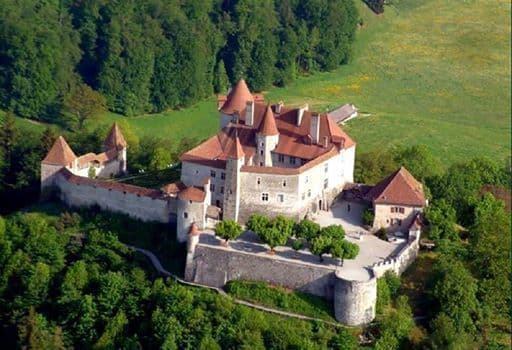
[290,157,296,165]
[278,154,285,162]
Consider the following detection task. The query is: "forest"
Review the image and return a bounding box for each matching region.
[0,0,359,120]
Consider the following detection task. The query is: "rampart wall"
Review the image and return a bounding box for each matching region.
[55,172,175,224]
[185,240,378,326]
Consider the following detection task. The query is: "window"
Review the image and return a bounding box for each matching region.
[277,194,284,203]
[260,142,264,147]
[195,170,199,175]
[391,207,395,213]
[302,193,305,200]
[324,163,328,173]
[210,184,215,192]
[220,186,224,194]
[307,189,311,197]
[301,159,307,165]
[398,219,403,226]
[399,207,405,214]
[305,176,309,184]
[261,193,269,201]
[282,180,287,187]
[184,212,188,219]
[260,162,263,166]
[323,178,328,189]
[290,156,296,165]
[257,177,261,185]
[221,172,225,180]
[260,150,264,156]
[278,154,285,162]
[210,170,216,178]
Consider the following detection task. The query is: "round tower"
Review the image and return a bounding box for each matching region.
[333,269,377,326]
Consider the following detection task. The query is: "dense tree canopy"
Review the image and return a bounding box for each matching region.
[0,0,359,120]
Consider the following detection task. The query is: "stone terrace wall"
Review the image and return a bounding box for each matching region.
[187,244,337,299]
[55,172,175,224]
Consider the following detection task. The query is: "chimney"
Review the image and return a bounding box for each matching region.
[323,136,329,148]
[310,113,320,144]
[245,101,254,126]
[297,103,309,126]
[275,101,284,114]
[232,110,240,124]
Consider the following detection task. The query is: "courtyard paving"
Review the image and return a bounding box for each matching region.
[199,228,404,281]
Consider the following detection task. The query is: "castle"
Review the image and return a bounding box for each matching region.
[41,79,358,242]
[41,80,426,326]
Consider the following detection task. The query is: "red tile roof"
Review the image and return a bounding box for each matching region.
[43,136,77,166]
[103,123,127,150]
[59,168,163,199]
[177,186,206,202]
[161,181,186,195]
[366,167,426,207]
[225,133,245,159]
[259,104,279,136]
[76,149,118,167]
[182,101,355,170]
[220,79,254,114]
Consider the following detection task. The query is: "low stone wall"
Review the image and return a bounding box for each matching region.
[371,229,420,278]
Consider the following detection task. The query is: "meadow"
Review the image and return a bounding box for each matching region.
[10,0,511,166]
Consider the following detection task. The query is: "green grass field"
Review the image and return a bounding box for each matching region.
[10,0,511,166]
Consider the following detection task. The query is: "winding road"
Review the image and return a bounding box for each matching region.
[127,245,341,327]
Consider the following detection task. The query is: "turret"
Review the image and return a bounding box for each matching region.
[103,123,128,174]
[256,104,279,167]
[222,132,245,221]
[219,79,254,129]
[40,136,77,198]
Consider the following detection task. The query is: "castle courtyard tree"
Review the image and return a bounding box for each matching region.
[257,218,291,254]
[246,213,270,235]
[214,220,243,246]
[295,219,321,241]
[310,235,332,262]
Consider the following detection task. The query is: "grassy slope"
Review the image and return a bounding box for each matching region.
[266,0,511,164]
[226,280,336,322]
[10,0,511,165]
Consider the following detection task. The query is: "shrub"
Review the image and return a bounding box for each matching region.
[375,227,388,240]
[310,235,332,261]
[362,208,375,226]
[214,220,242,242]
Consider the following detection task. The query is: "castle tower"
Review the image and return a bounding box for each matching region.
[256,104,279,167]
[103,123,128,174]
[219,79,254,129]
[222,133,245,221]
[40,136,77,198]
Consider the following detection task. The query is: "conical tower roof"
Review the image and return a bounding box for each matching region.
[103,123,127,150]
[258,104,279,136]
[42,136,77,166]
[220,79,254,114]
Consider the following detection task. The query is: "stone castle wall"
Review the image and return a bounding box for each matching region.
[185,240,378,326]
[55,172,174,224]
[372,228,421,278]
[186,243,338,298]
